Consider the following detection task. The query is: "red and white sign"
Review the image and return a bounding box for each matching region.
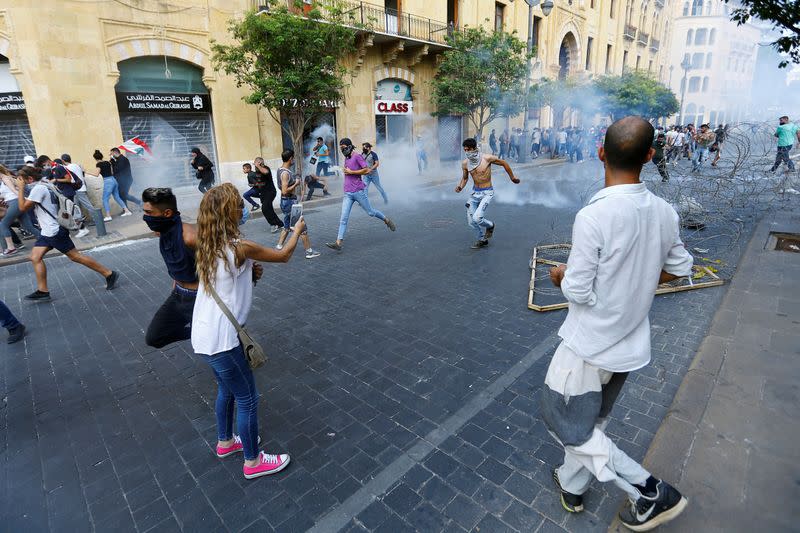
[374,100,413,115]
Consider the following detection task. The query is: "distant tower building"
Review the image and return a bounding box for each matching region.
[666,0,760,125]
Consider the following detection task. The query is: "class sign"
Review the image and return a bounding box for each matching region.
[374,100,412,115]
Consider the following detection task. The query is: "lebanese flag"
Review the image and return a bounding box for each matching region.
[118,137,153,161]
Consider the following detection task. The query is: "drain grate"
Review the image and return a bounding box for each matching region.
[767,232,800,253]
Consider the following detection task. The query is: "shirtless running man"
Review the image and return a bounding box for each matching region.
[455,137,520,249]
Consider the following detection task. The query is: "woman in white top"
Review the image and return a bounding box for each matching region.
[0,165,40,256]
[192,183,305,479]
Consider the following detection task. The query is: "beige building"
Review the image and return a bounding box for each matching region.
[0,0,675,186]
[664,0,760,126]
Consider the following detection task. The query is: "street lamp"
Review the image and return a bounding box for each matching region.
[518,0,553,163]
[678,57,691,125]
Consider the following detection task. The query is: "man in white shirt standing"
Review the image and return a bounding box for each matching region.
[542,116,693,531]
[15,168,119,302]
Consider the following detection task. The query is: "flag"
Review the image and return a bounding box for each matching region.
[118,137,153,160]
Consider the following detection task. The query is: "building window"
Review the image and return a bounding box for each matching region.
[695,28,707,45]
[606,44,613,73]
[591,0,595,8]
[691,0,702,15]
[533,16,542,54]
[692,52,704,68]
[704,0,712,14]
[688,76,700,92]
[623,50,629,70]
[702,77,709,92]
[706,52,712,68]
[586,37,594,70]
[683,1,689,15]
[494,3,504,31]
[648,59,653,71]
[686,29,694,45]
[611,0,616,18]
[709,28,716,45]
[636,55,641,69]
[709,111,717,125]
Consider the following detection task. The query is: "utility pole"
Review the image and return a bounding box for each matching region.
[518,0,553,163]
[678,57,691,125]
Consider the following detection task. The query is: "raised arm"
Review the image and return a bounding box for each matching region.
[491,157,520,183]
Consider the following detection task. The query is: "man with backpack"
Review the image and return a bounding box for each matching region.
[14,167,118,302]
[52,158,90,238]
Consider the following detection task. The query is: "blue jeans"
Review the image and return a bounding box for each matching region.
[0,299,20,331]
[102,177,127,214]
[771,145,795,171]
[363,173,388,204]
[201,343,260,460]
[692,147,709,170]
[337,189,385,241]
[116,175,142,207]
[466,189,495,239]
[1,198,40,240]
[243,187,261,207]
[316,161,334,176]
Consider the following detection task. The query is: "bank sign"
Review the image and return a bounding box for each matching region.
[116,92,212,113]
[374,100,413,115]
[0,92,25,113]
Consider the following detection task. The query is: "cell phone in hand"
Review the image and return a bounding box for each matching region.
[289,203,303,230]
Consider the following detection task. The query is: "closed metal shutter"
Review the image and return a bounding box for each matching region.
[119,112,217,192]
[0,114,36,169]
[437,115,463,161]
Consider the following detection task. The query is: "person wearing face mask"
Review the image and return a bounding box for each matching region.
[455,137,520,249]
[361,142,387,204]
[325,138,395,252]
[191,147,215,194]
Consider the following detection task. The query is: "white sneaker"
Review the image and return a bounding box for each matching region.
[305,249,321,259]
[103,216,112,222]
[276,244,284,250]
[271,225,280,234]
[120,210,132,217]
[76,228,90,238]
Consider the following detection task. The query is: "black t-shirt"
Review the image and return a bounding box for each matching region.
[254,167,275,193]
[112,155,132,181]
[96,160,113,177]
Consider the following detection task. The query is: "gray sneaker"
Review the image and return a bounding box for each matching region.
[470,239,489,249]
[305,249,321,259]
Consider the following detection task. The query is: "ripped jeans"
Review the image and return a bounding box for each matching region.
[466,188,495,240]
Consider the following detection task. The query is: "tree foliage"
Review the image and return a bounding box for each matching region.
[431,25,529,141]
[592,71,679,121]
[528,77,591,126]
[212,1,357,171]
[726,0,800,68]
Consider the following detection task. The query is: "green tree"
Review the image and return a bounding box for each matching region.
[592,71,679,121]
[726,0,799,68]
[212,1,357,172]
[431,25,529,142]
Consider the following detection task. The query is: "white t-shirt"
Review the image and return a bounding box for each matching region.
[674,132,685,146]
[191,246,254,356]
[665,130,678,146]
[0,181,17,203]
[557,131,568,143]
[67,163,87,192]
[27,182,61,237]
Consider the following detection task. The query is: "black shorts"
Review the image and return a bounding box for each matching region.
[34,227,75,254]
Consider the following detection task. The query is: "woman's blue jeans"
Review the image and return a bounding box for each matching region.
[0,199,40,240]
[337,189,385,241]
[102,177,127,214]
[0,299,20,331]
[201,343,260,460]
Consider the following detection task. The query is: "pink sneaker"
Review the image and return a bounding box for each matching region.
[243,452,291,479]
[216,435,261,458]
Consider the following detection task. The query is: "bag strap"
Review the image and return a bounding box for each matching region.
[205,281,248,337]
[36,182,62,222]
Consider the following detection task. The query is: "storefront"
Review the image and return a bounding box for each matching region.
[0,55,36,169]
[374,79,413,145]
[114,57,217,191]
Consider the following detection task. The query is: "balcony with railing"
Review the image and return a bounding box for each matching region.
[254,0,453,48]
[649,37,660,51]
[623,24,637,41]
[637,31,649,46]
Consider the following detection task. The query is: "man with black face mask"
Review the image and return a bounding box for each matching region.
[141,188,264,348]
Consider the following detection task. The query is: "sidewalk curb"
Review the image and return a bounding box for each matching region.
[606,215,769,532]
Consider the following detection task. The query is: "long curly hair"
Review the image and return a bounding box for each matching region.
[195,183,244,291]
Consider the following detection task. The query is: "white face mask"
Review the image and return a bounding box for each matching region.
[465,150,482,170]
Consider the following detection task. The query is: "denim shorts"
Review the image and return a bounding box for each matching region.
[34,226,75,254]
[280,196,296,228]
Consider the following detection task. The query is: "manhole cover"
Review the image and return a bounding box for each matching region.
[767,232,800,253]
[426,219,455,228]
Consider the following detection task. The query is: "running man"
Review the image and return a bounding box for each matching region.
[325,138,395,252]
[275,149,321,259]
[14,166,118,301]
[770,116,800,172]
[543,116,692,531]
[455,137,520,249]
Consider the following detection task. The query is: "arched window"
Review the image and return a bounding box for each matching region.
[702,77,709,92]
[695,28,708,45]
[691,0,702,15]
[709,28,716,45]
[706,53,712,68]
[683,1,689,15]
[686,29,694,45]
[688,76,701,92]
[692,52,704,68]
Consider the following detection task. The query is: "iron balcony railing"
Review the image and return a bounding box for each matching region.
[623,24,637,40]
[649,37,660,51]
[637,31,649,45]
[256,0,453,45]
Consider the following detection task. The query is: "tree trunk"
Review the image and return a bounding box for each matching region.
[287,110,306,200]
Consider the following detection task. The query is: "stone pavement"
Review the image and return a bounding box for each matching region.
[610,210,800,533]
[0,162,749,533]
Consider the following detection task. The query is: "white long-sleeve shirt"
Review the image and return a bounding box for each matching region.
[558,183,693,372]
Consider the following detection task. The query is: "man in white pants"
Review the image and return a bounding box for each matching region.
[543,116,693,531]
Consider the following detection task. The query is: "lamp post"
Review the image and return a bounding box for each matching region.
[518,0,553,163]
[678,57,691,125]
